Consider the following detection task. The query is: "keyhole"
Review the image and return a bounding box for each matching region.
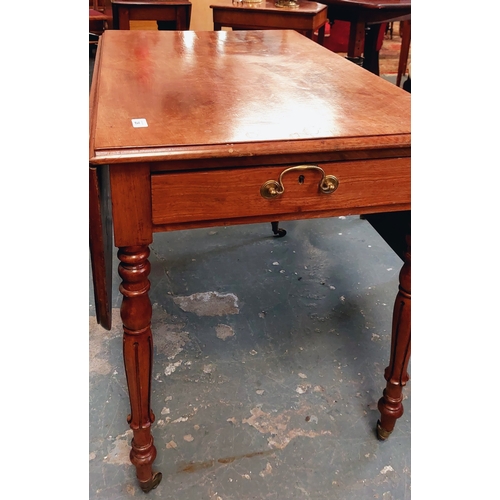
[298,175,305,184]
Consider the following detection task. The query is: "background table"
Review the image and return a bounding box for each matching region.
[210,0,328,44]
[112,0,192,30]
[321,0,411,74]
[89,29,411,492]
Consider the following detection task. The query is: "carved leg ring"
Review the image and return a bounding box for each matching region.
[377,235,411,440]
[118,246,162,492]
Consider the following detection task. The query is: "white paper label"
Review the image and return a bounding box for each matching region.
[131,118,148,128]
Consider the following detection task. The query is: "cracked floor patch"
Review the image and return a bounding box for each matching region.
[215,324,235,340]
[173,291,239,316]
[152,303,190,359]
[89,308,122,376]
[154,324,190,360]
[242,405,332,449]
[104,430,133,466]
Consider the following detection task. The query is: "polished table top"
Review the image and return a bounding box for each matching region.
[90,30,410,164]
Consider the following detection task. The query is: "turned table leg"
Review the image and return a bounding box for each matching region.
[118,245,162,492]
[377,235,411,440]
[346,20,365,67]
[362,24,381,75]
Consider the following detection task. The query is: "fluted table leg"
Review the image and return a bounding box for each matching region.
[118,245,162,492]
[377,235,411,440]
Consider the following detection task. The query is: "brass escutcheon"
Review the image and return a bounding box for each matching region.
[260,165,339,199]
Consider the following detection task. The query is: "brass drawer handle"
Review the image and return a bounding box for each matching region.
[260,165,339,199]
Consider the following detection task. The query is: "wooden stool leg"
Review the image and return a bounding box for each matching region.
[118,245,162,492]
[377,235,411,439]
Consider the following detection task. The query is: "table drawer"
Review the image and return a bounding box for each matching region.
[151,158,410,225]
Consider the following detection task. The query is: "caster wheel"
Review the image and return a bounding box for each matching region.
[139,471,162,492]
[376,420,392,441]
[270,221,286,238]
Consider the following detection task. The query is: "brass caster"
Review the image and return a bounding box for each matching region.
[139,471,162,493]
[376,420,392,441]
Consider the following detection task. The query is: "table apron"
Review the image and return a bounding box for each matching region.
[327,6,410,25]
[213,10,327,31]
[121,6,182,21]
[150,157,410,228]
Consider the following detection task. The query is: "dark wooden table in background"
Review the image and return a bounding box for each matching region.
[89,29,411,493]
[321,0,411,74]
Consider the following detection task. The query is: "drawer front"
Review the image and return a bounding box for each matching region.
[151,158,410,225]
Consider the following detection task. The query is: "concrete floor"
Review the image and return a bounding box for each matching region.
[89,216,410,499]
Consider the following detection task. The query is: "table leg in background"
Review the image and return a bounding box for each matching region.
[316,24,325,45]
[362,23,381,75]
[346,20,365,66]
[377,235,411,439]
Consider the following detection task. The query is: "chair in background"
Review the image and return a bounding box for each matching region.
[90,0,113,52]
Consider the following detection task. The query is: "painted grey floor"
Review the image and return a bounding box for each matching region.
[89,216,410,500]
